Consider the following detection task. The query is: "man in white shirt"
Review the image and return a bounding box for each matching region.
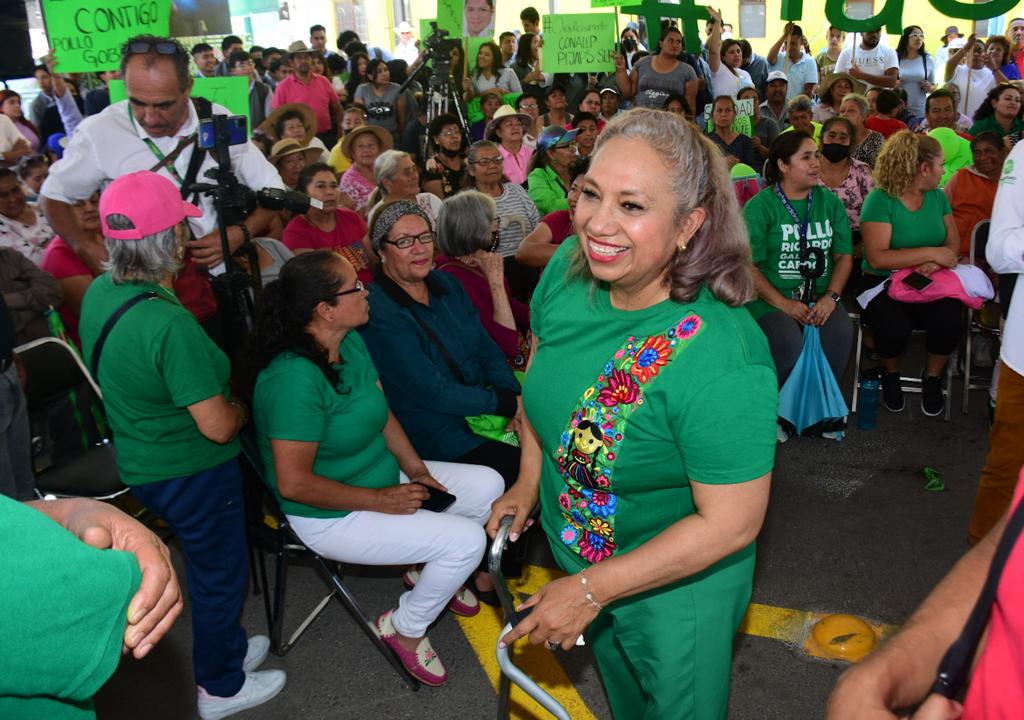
[835,28,899,91]
[968,139,1024,544]
[39,35,283,326]
[394,21,421,66]
[766,22,818,100]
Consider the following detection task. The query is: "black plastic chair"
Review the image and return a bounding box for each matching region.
[238,425,419,690]
[14,337,126,500]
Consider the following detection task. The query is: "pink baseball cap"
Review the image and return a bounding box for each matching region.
[100,171,202,240]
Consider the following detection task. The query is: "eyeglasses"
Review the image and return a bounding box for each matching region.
[127,40,180,56]
[383,231,435,249]
[439,130,462,137]
[333,279,365,297]
[518,103,539,110]
[908,33,925,39]
[470,156,503,167]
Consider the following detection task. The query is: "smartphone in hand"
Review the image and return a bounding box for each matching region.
[418,483,457,513]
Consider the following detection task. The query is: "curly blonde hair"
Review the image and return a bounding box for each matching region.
[569,107,753,306]
[873,131,942,197]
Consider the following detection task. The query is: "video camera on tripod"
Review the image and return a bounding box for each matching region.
[400,22,471,152]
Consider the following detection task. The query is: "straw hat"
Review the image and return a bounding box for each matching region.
[259,102,318,144]
[485,104,532,140]
[340,125,394,161]
[269,138,322,166]
[819,72,866,104]
[287,40,312,54]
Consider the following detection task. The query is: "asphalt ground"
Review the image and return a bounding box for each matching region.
[94,349,994,719]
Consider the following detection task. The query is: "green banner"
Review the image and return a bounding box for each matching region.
[42,0,172,73]
[420,18,437,41]
[109,76,251,131]
[542,14,617,74]
[437,0,464,38]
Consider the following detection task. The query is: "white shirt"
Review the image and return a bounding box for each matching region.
[471,67,523,95]
[988,140,1024,375]
[394,39,420,66]
[709,64,751,99]
[834,44,898,90]
[949,64,996,119]
[770,52,818,100]
[0,114,26,154]
[41,99,284,242]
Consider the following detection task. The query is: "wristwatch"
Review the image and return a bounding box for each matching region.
[829,291,842,303]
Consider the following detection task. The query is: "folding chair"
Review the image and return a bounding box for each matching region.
[849,313,955,421]
[238,427,419,690]
[961,220,1003,414]
[14,336,126,500]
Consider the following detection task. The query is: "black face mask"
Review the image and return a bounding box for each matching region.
[621,37,637,53]
[821,143,851,163]
[438,146,463,158]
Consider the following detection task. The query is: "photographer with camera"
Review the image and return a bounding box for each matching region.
[39,35,284,336]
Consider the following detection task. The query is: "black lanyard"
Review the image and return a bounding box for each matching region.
[774,184,825,300]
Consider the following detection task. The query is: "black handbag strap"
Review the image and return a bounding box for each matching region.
[90,292,160,378]
[407,307,468,385]
[931,495,1024,697]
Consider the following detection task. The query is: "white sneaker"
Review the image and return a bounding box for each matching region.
[243,635,270,672]
[197,670,286,720]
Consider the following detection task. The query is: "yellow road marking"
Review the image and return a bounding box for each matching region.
[456,565,598,720]
[458,568,899,718]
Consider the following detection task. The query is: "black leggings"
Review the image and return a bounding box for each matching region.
[455,439,521,491]
[862,281,962,358]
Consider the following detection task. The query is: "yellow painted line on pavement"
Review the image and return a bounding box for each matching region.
[456,564,598,720]
[739,602,899,661]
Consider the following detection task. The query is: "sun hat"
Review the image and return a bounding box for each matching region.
[535,125,579,154]
[100,171,201,240]
[287,40,312,54]
[269,138,322,166]
[395,21,414,34]
[766,70,789,84]
[340,125,394,161]
[485,104,531,140]
[259,102,318,143]
[819,72,866,102]
[939,25,963,43]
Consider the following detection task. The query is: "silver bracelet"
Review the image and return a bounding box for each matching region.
[579,570,604,610]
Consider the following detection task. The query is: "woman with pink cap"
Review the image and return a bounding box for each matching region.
[78,171,286,720]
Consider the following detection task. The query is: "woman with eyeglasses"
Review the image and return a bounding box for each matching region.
[896,26,935,125]
[435,191,530,371]
[360,199,523,490]
[252,249,504,687]
[423,114,468,199]
[467,140,540,260]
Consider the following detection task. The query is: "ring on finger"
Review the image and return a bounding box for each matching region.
[546,640,559,651]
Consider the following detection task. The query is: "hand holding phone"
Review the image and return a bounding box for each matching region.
[418,483,457,513]
[902,271,934,291]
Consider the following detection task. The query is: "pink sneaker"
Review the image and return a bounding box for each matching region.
[402,568,480,617]
[374,610,449,686]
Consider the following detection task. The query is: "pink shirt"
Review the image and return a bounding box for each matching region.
[40,236,95,347]
[271,74,336,133]
[498,143,534,186]
[963,467,1024,719]
[338,166,377,216]
[282,210,373,285]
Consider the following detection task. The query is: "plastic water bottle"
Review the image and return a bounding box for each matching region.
[857,378,881,430]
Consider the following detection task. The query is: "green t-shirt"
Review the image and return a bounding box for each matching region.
[968,114,1024,139]
[79,274,239,485]
[0,496,141,719]
[254,331,399,519]
[527,237,778,573]
[859,188,951,276]
[743,185,853,319]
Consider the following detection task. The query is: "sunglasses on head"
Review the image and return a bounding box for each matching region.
[127,40,180,56]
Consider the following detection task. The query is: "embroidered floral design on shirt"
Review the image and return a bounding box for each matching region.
[555,314,704,564]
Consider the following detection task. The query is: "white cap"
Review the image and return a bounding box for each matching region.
[766,70,788,84]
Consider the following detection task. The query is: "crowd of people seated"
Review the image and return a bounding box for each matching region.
[3,10,1024,720]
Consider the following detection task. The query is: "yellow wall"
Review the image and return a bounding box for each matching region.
[371,0,1024,56]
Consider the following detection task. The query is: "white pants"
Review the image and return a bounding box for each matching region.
[287,460,503,638]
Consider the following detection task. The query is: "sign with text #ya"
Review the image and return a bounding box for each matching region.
[42,0,172,72]
[109,76,251,130]
[542,14,617,74]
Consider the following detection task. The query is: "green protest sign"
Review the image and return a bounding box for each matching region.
[437,0,463,38]
[109,76,252,131]
[42,0,172,72]
[543,14,616,74]
[590,0,620,7]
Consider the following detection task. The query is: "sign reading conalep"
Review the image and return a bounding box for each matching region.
[542,14,616,74]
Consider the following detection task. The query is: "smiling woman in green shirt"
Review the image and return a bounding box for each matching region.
[743,130,854,387]
[968,83,1024,139]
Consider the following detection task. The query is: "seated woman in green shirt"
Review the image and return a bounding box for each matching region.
[968,83,1024,140]
[743,130,854,388]
[860,131,961,417]
[527,125,578,215]
[251,251,504,688]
